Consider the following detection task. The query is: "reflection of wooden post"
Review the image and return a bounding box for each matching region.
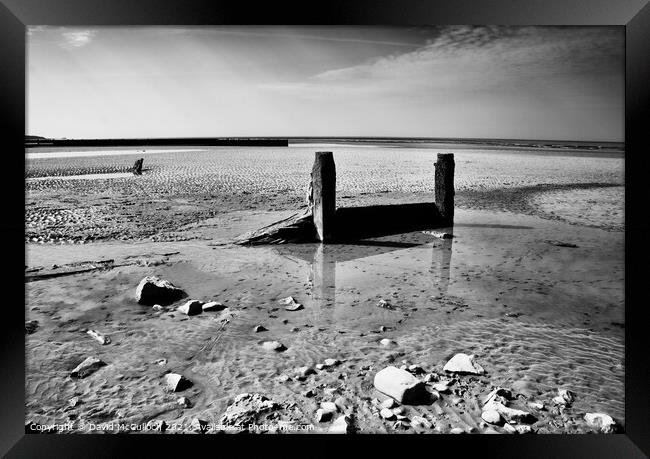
[435,153,455,224]
[432,238,453,296]
[312,152,336,242]
[311,244,336,323]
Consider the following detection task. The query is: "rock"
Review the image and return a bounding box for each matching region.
[163,373,192,392]
[328,415,354,434]
[177,397,192,408]
[262,341,287,352]
[379,326,388,332]
[377,299,393,309]
[302,389,316,398]
[154,358,167,366]
[70,357,106,378]
[334,396,351,412]
[295,366,316,380]
[316,408,333,423]
[423,230,453,239]
[502,423,517,434]
[219,393,281,429]
[407,364,425,375]
[380,398,398,409]
[514,424,533,434]
[135,276,184,305]
[86,329,110,345]
[485,401,535,424]
[202,301,225,312]
[481,409,503,425]
[380,408,396,420]
[482,387,513,406]
[279,296,303,311]
[380,338,396,346]
[373,366,429,404]
[253,325,267,333]
[423,373,439,383]
[320,402,338,414]
[432,381,452,393]
[25,320,39,334]
[152,304,164,311]
[584,413,617,433]
[315,364,325,370]
[68,396,81,408]
[411,416,433,429]
[553,388,575,406]
[324,358,341,367]
[528,401,545,410]
[450,427,465,434]
[177,300,204,316]
[443,353,485,375]
[392,407,406,416]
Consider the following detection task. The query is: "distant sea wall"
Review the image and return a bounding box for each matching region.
[25,138,289,148]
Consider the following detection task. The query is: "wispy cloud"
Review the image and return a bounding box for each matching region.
[260,26,623,100]
[60,29,97,49]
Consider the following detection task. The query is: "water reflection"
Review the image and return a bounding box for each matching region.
[274,230,453,316]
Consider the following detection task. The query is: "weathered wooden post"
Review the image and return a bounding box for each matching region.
[133,158,144,175]
[311,152,336,242]
[435,153,455,224]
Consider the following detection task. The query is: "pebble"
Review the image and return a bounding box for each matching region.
[163,373,192,392]
[177,300,204,316]
[502,423,517,434]
[202,301,225,312]
[450,427,465,434]
[302,389,316,398]
[443,353,485,375]
[328,415,354,434]
[411,416,433,429]
[373,366,428,404]
[527,401,545,410]
[553,388,575,406]
[152,304,164,311]
[253,325,267,333]
[68,396,81,408]
[320,402,338,414]
[316,408,333,423]
[70,357,106,378]
[135,276,184,305]
[380,408,396,420]
[262,341,287,352]
[380,338,396,346]
[481,409,502,425]
[515,424,533,434]
[584,413,617,433]
[380,398,397,409]
[177,397,192,408]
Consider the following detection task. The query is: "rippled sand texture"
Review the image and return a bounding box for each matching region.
[25,208,624,433]
[25,146,623,243]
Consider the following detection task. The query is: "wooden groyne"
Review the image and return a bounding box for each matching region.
[235,151,455,244]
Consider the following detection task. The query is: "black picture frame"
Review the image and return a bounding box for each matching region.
[2,0,649,457]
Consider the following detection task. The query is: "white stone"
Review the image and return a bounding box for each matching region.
[380,338,396,346]
[553,388,575,405]
[373,366,428,404]
[443,353,485,375]
[485,401,533,423]
[320,401,338,414]
[70,357,105,378]
[262,341,287,352]
[450,427,465,434]
[163,373,191,392]
[177,397,191,408]
[177,299,204,316]
[135,276,184,305]
[432,381,451,393]
[202,301,225,312]
[328,415,354,434]
[528,401,545,410]
[315,408,332,423]
[515,425,533,434]
[481,409,502,425]
[584,413,617,433]
[380,398,397,409]
[502,423,517,434]
[380,408,396,419]
[411,416,433,429]
[324,358,341,367]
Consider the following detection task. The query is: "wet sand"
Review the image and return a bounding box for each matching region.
[25,205,624,434]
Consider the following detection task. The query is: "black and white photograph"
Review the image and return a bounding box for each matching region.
[24,25,626,435]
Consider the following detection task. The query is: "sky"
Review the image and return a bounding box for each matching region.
[27,26,624,141]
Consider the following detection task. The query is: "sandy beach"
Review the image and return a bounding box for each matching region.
[25,145,625,434]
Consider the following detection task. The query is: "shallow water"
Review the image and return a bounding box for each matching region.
[25,208,624,431]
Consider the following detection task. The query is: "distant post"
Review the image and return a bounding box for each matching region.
[311,152,336,242]
[435,153,455,224]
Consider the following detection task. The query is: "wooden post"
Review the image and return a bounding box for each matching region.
[311,152,336,242]
[435,153,455,223]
